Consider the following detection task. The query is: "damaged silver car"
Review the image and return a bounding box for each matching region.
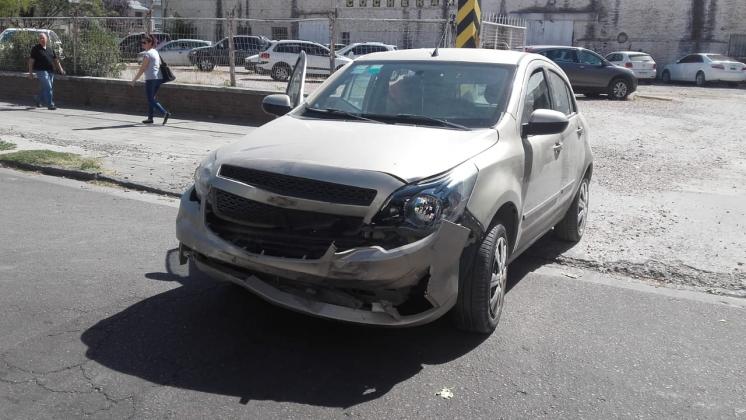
[176,48,593,333]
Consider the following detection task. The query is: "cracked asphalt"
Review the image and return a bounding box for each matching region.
[1,169,746,419]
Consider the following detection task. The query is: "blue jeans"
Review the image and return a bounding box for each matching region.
[145,79,168,118]
[35,70,54,107]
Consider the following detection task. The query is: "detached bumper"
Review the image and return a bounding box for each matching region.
[175,187,472,327]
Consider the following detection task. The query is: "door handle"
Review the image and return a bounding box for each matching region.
[576,126,584,136]
[553,142,564,152]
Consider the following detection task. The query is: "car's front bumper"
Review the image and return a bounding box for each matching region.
[175,187,472,327]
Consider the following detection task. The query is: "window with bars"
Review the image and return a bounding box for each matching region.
[271,27,288,40]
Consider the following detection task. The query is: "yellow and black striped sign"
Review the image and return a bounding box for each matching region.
[456,0,481,48]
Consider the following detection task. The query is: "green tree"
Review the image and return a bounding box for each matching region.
[0,0,33,17]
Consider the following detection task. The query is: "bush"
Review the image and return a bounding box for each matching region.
[0,30,38,72]
[59,23,124,78]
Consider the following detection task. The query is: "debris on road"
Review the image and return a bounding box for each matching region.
[436,387,454,399]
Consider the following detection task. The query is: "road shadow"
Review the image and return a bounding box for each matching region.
[81,248,496,408]
[73,124,142,131]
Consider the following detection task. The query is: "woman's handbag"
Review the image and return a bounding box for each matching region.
[159,54,176,83]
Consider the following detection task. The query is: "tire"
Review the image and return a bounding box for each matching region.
[453,223,509,334]
[554,177,590,242]
[695,71,706,87]
[662,70,671,83]
[608,78,631,100]
[197,59,215,72]
[271,63,291,81]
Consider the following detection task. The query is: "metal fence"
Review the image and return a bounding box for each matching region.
[1,16,524,93]
[480,16,527,50]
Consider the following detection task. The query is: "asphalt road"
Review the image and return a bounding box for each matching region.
[1,168,745,419]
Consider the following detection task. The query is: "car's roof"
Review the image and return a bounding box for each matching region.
[525,45,586,50]
[607,51,653,55]
[356,48,529,65]
[275,39,323,45]
[165,39,208,43]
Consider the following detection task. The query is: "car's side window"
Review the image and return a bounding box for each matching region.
[547,70,574,116]
[680,55,697,63]
[578,50,603,66]
[544,49,578,63]
[522,69,552,124]
[693,55,704,63]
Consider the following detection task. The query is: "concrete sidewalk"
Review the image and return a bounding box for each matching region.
[0,101,252,194]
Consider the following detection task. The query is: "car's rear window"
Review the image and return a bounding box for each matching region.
[629,54,653,62]
[706,54,734,62]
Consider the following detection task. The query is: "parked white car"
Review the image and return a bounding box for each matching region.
[245,40,352,81]
[337,42,397,59]
[0,28,63,57]
[605,51,657,80]
[662,53,746,86]
[156,39,212,66]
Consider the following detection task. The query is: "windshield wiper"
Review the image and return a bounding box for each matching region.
[391,114,470,130]
[304,107,383,124]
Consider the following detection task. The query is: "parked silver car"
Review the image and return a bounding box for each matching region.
[177,49,593,334]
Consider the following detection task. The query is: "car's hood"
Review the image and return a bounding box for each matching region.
[216,115,498,183]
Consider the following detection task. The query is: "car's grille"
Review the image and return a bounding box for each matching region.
[219,164,377,206]
[207,188,369,259]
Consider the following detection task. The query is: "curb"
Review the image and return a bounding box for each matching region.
[0,161,182,198]
[635,94,674,101]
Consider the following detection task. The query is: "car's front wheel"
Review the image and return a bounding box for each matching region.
[453,223,509,334]
[554,177,590,242]
[609,78,631,100]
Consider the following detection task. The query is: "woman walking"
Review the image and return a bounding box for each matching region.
[131,35,171,124]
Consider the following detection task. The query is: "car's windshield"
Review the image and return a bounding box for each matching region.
[305,61,515,129]
[0,30,16,43]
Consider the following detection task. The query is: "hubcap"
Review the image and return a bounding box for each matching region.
[697,74,704,85]
[489,236,508,318]
[577,180,589,235]
[613,81,628,98]
[277,67,289,80]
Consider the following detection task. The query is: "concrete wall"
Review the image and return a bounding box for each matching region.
[480,0,746,70]
[0,72,273,125]
[162,0,454,47]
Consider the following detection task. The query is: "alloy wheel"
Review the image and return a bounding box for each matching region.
[577,180,589,236]
[613,81,628,98]
[489,236,508,318]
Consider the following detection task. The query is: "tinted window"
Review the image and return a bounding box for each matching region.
[547,70,573,116]
[578,50,603,65]
[543,49,578,63]
[523,70,551,123]
[629,54,653,62]
[680,55,702,63]
[275,43,299,54]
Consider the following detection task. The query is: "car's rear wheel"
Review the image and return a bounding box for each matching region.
[453,223,509,334]
[608,78,631,100]
[554,177,590,242]
[696,71,706,87]
[661,70,671,83]
[197,59,215,72]
[271,63,291,81]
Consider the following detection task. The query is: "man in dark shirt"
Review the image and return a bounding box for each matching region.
[27,33,64,110]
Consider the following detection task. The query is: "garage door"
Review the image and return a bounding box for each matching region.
[526,20,573,46]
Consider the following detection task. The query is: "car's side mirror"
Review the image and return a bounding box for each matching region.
[262,94,293,117]
[522,109,570,137]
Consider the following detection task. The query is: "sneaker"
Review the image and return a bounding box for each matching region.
[142,118,154,124]
[47,106,57,110]
[162,112,171,125]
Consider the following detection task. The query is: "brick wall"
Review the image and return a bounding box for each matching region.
[0,72,274,125]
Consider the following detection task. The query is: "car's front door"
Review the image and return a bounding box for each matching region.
[520,67,565,239]
[159,42,180,65]
[546,69,583,206]
[574,50,611,88]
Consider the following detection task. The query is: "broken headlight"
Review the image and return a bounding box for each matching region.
[193,150,218,199]
[373,163,478,232]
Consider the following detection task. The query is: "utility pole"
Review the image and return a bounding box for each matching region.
[228,8,236,87]
[328,0,337,76]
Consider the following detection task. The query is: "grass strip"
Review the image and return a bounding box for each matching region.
[0,140,16,151]
[0,149,101,171]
